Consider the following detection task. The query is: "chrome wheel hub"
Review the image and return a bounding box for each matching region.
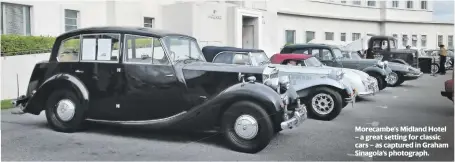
[311,93,334,115]
[431,64,439,73]
[234,115,258,140]
[388,72,398,85]
[55,99,76,122]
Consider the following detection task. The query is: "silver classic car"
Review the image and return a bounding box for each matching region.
[202,46,356,121]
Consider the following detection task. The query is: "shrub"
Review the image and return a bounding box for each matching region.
[1,35,56,56]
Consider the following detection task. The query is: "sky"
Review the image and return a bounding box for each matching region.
[433,0,454,22]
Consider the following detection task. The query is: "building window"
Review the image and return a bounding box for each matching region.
[367,1,376,6]
[285,30,295,44]
[325,32,334,40]
[340,33,346,41]
[411,35,417,47]
[1,3,31,35]
[352,33,361,41]
[421,35,427,47]
[353,1,361,5]
[402,34,408,46]
[340,1,346,3]
[306,31,315,43]
[392,1,399,7]
[406,1,413,9]
[64,9,79,32]
[144,17,154,28]
[420,1,427,9]
[448,35,453,49]
[438,35,443,46]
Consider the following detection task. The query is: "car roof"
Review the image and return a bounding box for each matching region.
[202,46,265,62]
[281,43,339,53]
[57,26,194,40]
[270,53,312,64]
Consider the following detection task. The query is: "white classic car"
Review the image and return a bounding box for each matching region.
[269,53,379,97]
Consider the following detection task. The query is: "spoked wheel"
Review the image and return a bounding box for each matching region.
[387,71,404,87]
[431,63,440,74]
[305,87,342,121]
[221,101,274,153]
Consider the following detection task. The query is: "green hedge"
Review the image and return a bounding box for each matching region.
[1,35,186,56]
[1,35,56,56]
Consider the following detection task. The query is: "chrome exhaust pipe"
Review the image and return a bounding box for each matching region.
[11,100,17,106]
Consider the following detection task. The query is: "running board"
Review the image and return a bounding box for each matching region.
[86,111,187,127]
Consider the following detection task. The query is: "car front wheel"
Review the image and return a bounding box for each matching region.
[305,87,342,121]
[221,101,274,153]
[45,89,85,133]
[369,73,386,90]
[387,71,404,87]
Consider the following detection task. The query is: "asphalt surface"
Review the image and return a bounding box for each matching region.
[2,72,454,161]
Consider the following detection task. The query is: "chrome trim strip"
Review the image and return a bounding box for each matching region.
[86,111,187,125]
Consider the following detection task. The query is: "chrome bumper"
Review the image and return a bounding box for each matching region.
[280,99,307,130]
[404,72,423,78]
[11,95,28,111]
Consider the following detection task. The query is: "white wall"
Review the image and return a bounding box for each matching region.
[385,22,454,49]
[1,53,50,100]
[2,0,108,36]
[277,14,381,45]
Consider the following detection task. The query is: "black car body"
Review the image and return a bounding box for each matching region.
[202,46,357,121]
[12,27,306,153]
[365,36,418,67]
[280,44,393,90]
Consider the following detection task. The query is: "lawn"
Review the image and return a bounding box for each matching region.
[1,99,13,110]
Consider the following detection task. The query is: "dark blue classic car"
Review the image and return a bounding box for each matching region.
[12,27,306,153]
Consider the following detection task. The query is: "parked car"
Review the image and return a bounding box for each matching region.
[340,50,423,87]
[422,49,454,72]
[202,46,356,121]
[269,53,379,97]
[441,73,454,101]
[280,44,393,90]
[343,35,418,67]
[11,27,307,153]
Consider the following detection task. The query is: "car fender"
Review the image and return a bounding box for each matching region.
[362,66,387,77]
[25,73,89,115]
[293,78,347,98]
[390,59,408,65]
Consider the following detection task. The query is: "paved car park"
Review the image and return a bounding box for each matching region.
[1,72,453,161]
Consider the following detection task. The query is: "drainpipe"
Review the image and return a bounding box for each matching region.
[379,1,386,35]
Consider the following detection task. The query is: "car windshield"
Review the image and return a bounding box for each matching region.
[249,52,270,65]
[304,57,323,67]
[162,36,206,63]
[341,51,362,60]
[332,48,343,59]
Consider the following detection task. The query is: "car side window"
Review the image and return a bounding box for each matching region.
[213,52,233,64]
[321,49,333,60]
[124,34,168,65]
[80,34,121,62]
[311,49,320,58]
[57,35,81,62]
[293,49,309,54]
[233,53,250,65]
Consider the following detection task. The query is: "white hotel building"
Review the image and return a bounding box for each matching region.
[1,0,454,55]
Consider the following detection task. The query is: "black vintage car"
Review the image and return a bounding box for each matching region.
[365,36,417,67]
[280,44,394,90]
[12,27,306,153]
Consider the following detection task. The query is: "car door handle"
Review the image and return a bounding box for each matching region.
[165,74,174,77]
[75,70,84,73]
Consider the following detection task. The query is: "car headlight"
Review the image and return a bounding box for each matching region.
[264,78,279,91]
[328,69,344,81]
[377,60,384,68]
[278,75,290,92]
